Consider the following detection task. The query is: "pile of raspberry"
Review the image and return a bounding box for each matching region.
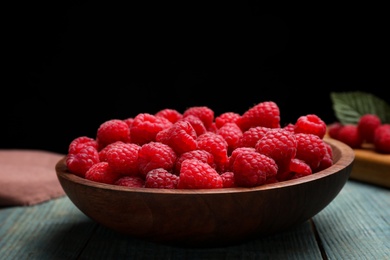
[66,101,333,189]
[328,114,390,154]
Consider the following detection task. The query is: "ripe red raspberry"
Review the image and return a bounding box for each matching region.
[123,117,134,128]
[182,106,215,129]
[289,158,312,179]
[85,161,120,184]
[145,168,179,189]
[294,133,327,170]
[283,123,295,133]
[237,101,281,132]
[294,114,327,139]
[337,124,363,149]
[215,112,241,129]
[197,132,229,173]
[174,149,216,175]
[327,122,343,139]
[66,146,100,178]
[228,147,256,171]
[115,176,145,188]
[255,128,297,174]
[180,115,207,136]
[314,142,333,172]
[155,108,183,123]
[130,113,173,145]
[138,142,177,176]
[358,114,382,143]
[373,124,390,154]
[232,151,278,187]
[177,159,223,189]
[96,119,131,150]
[217,122,243,154]
[156,120,198,155]
[68,136,98,155]
[98,141,141,176]
[237,126,271,148]
[220,171,236,188]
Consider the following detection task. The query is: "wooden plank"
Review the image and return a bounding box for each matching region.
[313,180,390,259]
[0,197,96,259]
[350,144,390,188]
[79,221,323,259]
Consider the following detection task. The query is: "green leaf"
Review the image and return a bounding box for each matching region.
[330,91,390,125]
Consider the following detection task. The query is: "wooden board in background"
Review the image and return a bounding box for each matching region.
[350,143,390,188]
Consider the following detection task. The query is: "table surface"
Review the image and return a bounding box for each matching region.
[1,179,389,259]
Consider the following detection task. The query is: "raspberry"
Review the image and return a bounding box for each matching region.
[177,159,223,189]
[68,136,98,155]
[373,124,390,154]
[215,112,241,129]
[337,124,363,149]
[294,114,327,139]
[289,158,312,179]
[98,141,141,176]
[130,113,173,145]
[237,126,271,148]
[180,115,207,136]
[66,146,100,178]
[85,161,120,184]
[358,114,382,143]
[96,119,131,150]
[182,106,214,129]
[228,147,256,172]
[327,122,343,139]
[115,176,145,188]
[174,149,216,175]
[145,168,179,189]
[232,151,278,187]
[217,122,243,154]
[237,101,280,132]
[220,171,236,188]
[155,108,183,123]
[123,117,134,128]
[138,142,177,176]
[255,128,297,174]
[314,142,333,172]
[156,120,197,155]
[283,123,295,133]
[197,132,229,173]
[294,133,327,170]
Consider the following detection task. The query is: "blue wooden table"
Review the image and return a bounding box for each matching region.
[0,180,389,259]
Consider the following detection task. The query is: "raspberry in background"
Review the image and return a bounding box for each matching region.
[327,122,343,139]
[357,114,382,143]
[337,124,363,149]
[182,106,214,129]
[373,124,390,154]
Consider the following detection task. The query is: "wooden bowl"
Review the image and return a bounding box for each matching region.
[56,137,354,247]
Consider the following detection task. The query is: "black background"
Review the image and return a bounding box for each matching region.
[4,3,388,154]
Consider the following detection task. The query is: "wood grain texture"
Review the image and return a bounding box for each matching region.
[55,138,355,247]
[313,180,390,259]
[1,180,388,259]
[350,144,390,188]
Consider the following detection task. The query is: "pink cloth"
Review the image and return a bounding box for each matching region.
[0,149,66,206]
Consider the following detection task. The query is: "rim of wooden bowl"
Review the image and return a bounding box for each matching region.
[56,137,355,194]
